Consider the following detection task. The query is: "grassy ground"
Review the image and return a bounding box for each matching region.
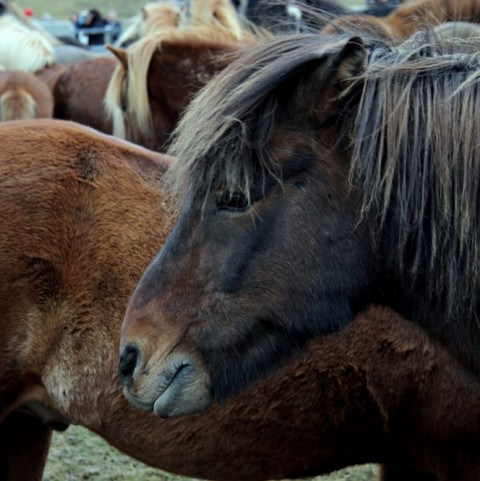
[44,425,378,481]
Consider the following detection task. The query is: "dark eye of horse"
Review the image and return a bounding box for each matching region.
[217,192,250,213]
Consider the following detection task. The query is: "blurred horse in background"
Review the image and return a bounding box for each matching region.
[105,30,246,150]
[0,70,53,120]
[0,15,54,72]
[51,57,117,134]
[105,0,263,150]
[115,1,181,47]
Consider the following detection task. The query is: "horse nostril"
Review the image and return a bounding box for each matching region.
[119,344,140,385]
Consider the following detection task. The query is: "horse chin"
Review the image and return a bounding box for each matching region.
[122,350,213,418]
[152,362,213,418]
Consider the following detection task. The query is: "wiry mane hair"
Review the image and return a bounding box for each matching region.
[350,30,480,321]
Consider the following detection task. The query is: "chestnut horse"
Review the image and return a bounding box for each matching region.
[0,70,53,120]
[120,24,480,446]
[3,120,480,481]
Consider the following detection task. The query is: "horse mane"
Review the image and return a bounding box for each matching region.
[186,0,248,41]
[115,2,181,47]
[349,30,480,318]
[322,14,399,42]
[0,15,54,72]
[104,64,126,138]
[168,29,480,321]
[0,88,36,120]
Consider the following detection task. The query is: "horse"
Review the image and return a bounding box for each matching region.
[51,56,117,134]
[0,15,54,72]
[115,0,253,48]
[0,70,54,121]
[4,120,480,481]
[105,0,263,150]
[385,0,480,39]
[105,29,249,150]
[119,26,480,429]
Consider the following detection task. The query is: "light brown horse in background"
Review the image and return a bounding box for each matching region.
[2,119,480,481]
[321,0,480,42]
[0,70,53,121]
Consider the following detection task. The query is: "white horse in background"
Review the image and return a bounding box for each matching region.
[0,15,54,71]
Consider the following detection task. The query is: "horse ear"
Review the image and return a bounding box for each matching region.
[295,37,365,124]
[106,45,128,71]
[332,36,366,91]
[141,7,148,20]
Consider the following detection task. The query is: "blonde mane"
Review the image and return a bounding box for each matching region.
[0,15,54,72]
[104,65,127,139]
[115,2,181,47]
[106,19,261,144]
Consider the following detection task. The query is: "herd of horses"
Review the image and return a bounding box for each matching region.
[3,0,480,480]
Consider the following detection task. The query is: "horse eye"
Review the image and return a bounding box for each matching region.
[217,192,250,213]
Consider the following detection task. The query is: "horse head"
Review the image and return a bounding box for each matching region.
[119,34,374,417]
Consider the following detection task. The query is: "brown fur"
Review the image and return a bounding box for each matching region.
[3,119,480,481]
[35,63,68,92]
[0,70,53,120]
[52,57,116,133]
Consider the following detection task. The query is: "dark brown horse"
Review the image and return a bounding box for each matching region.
[0,70,53,120]
[120,26,480,434]
[3,119,480,481]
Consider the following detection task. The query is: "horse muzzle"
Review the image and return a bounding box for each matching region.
[119,343,213,418]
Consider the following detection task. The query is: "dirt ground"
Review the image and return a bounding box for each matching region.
[43,425,377,481]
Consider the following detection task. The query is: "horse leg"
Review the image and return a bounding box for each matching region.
[380,462,437,481]
[0,411,52,481]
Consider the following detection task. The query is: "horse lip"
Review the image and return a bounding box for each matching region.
[152,362,193,414]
